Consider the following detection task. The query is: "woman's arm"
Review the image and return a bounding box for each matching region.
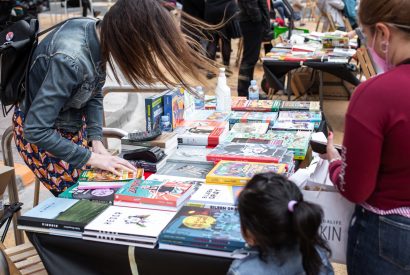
[24,54,91,168]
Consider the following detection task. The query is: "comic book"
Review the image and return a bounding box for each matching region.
[279,101,320,112]
[206,143,288,163]
[232,100,281,112]
[270,121,315,132]
[206,160,287,186]
[187,184,243,207]
[59,183,118,204]
[230,123,269,134]
[266,130,312,160]
[77,169,143,189]
[277,111,322,123]
[159,205,245,251]
[163,88,185,130]
[114,179,196,210]
[176,120,229,147]
[228,111,278,127]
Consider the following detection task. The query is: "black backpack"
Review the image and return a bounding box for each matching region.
[0,18,79,116]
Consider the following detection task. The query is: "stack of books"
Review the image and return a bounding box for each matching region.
[206,160,287,186]
[228,111,278,128]
[231,99,281,112]
[17,197,109,238]
[187,184,243,210]
[114,178,198,211]
[175,120,229,147]
[230,122,269,135]
[59,183,118,204]
[83,205,176,248]
[159,205,246,258]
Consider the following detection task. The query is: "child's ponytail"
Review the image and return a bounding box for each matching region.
[291,200,331,275]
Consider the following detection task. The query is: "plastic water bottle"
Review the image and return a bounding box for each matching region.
[216,68,232,112]
[160,115,171,132]
[195,86,205,110]
[248,80,259,100]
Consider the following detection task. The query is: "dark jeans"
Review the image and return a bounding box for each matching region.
[207,31,232,66]
[347,206,410,275]
[237,21,264,97]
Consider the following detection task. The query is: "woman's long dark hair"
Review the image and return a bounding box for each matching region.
[100,0,218,91]
[238,173,331,275]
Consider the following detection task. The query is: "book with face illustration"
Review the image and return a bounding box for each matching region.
[206,142,288,163]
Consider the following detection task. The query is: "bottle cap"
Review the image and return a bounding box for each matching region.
[219,67,225,72]
[250,80,257,86]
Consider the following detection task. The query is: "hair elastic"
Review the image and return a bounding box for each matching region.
[288,200,298,212]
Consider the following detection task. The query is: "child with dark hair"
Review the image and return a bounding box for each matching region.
[228,173,334,275]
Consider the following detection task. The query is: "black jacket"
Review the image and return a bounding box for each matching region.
[204,0,238,24]
[238,0,269,24]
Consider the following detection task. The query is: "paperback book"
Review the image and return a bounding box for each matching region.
[59,183,118,204]
[206,160,287,186]
[188,184,243,207]
[145,91,168,131]
[277,111,322,123]
[18,197,109,233]
[230,123,269,134]
[159,205,245,251]
[206,143,288,163]
[223,132,281,145]
[167,145,213,164]
[176,120,229,147]
[266,130,312,160]
[114,179,196,210]
[270,121,315,132]
[280,101,320,112]
[77,169,143,190]
[157,161,214,179]
[163,88,185,130]
[228,111,278,127]
[232,99,281,112]
[84,206,176,248]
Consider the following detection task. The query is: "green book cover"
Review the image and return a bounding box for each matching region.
[56,200,109,225]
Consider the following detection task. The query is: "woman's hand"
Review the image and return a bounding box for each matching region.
[320,132,342,161]
[87,152,137,177]
[91,140,112,156]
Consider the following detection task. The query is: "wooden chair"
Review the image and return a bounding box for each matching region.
[1,242,46,275]
[356,47,377,79]
[316,10,337,32]
[343,16,353,32]
[302,0,317,21]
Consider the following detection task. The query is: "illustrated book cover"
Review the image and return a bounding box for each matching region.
[167,145,213,164]
[279,101,320,112]
[157,161,214,179]
[229,123,269,134]
[277,111,322,123]
[59,183,118,204]
[206,160,287,186]
[176,120,229,147]
[188,184,243,207]
[206,143,288,163]
[163,88,185,130]
[145,91,168,131]
[270,121,315,132]
[228,111,278,126]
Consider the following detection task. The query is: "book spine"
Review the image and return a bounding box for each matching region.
[205,174,247,186]
[208,127,225,147]
[178,135,208,146]
[145,97,152,131]
[206,154,278,163]
[159,233,243,248]
[114,195,177,207]
[18,218,83,232]
[159,239,241,252]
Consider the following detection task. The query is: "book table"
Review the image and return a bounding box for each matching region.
[27,232,232,275]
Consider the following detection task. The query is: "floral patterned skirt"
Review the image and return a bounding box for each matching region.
[12,107,88,196]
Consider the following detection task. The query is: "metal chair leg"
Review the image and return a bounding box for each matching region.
[1,126,24,245]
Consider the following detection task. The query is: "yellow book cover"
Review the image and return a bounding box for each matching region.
[206,161,287,186]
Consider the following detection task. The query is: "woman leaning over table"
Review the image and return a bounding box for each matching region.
[13,0,214,196]
[322,0,410,274]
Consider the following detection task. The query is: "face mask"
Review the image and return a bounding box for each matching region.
[368,31,394,73]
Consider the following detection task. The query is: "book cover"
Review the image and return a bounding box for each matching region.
[159,205,245,249]
[167,145,213,164]
[232,100,281,112]
[157,161,214,179]
[270,121,315,131]
[184,110,231,123]
[266,130,312,160]
[206,160,287,186]
[188,184,243,206]
[84,206,176,239]
[79,169,137,182]
[228,111,278,126]
[159,243,246,259]
[280,101,320,112]
[146,174,205,184]
[59,183,118,203]
[163,88,185,130]
[230,123,269,134]
[206,143,288,163]
[145,91,168,131]
[277,111,322,123]
[114,179,195,208]
[176,121,229,147]
[223,132,282,145]
[121,132,178,149]
[18,197,108,232]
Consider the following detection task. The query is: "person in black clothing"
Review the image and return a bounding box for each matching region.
[181,0,206,44]
[237,0,270,97]
[204,0,238,77]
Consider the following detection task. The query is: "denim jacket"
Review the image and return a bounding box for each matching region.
[228,246,334,275]
[20,18,106,168]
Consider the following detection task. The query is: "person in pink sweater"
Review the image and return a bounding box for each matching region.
[322,0,410,274]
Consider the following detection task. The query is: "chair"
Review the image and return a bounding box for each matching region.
[356,47,377,79]
[343,16,353,32]
[1,242,46,275]
[316,10,336,32]
[302,0,317,21]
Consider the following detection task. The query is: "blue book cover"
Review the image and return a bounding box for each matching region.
[160,238,242,252]
[23,197,78,219]
[159,205,245,248]
[163,88,184,130]
[145,91,168,131]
